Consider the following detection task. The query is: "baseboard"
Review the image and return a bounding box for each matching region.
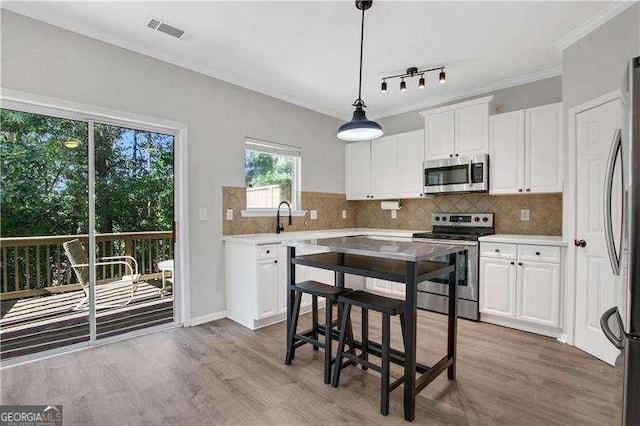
[557,333,574,345]
[480,314,562,339]
[188,310,227,327]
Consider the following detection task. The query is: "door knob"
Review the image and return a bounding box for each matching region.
[574,239,587,248]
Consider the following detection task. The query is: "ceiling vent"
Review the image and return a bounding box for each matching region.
[147,16,194,41]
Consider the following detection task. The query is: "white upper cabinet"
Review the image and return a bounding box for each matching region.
[489,102,563,195]
[371,135,398,199]
[421,96,495,161]
[525,103,563,193]
[455,104,490,156]
[424,111,455,160]
[397,129,425,198]
[490,110,525,194]
[345,140,372,200]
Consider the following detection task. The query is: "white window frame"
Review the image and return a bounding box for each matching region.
[242,137,306,217]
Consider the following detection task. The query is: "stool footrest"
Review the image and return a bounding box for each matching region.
[294,333,326,349]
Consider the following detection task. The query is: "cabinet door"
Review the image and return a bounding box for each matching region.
[397,129,425,198]
[525,103,563,193]
[480,257,516,318]
[516,261,560,327]
[392,282,406,297]
[424,111,455,160]
[371,135,398,199]
[277,248,288,314]
[257,259,279,319]
[489,110,525,194]
[365,277,392,294]
[345,141,371,200]
[455,104,490,157]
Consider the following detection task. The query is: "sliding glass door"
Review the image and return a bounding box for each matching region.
[0,106,177,362]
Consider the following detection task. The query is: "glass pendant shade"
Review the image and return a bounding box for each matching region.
[337,105,383,141]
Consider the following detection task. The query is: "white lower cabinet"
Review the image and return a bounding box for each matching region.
[365,278,405,298]
[226,241,331,330]
[479,257,516,318]
[479,242,563,337]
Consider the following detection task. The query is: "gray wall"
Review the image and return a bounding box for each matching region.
[562,3,640,113]
[378,76,562,135]
[0,11,344,319]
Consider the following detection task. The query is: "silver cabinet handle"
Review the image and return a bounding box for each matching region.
[603,129,622,276]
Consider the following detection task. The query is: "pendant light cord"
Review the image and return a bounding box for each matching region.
[357,6,365,103]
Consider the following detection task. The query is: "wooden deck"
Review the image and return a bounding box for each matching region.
[0,279,173,360]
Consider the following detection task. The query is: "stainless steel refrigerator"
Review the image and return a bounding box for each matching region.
[600,56,640,425]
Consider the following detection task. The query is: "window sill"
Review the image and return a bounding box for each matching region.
[240,209,308,218]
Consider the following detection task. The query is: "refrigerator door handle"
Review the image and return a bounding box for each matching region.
[600,306,625,350]
[603,128,622,276]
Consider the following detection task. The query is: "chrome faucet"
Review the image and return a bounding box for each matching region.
[276,201,292,234]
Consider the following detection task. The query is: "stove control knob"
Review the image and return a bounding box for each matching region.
[482,217,489,222]
[474,217,480,222]
[435,216,440,221]
[441,216,448,222]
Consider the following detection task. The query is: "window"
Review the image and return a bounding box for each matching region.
[245,138,301,210]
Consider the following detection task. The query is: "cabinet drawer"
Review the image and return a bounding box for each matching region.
[518,245,561,264]
[480,242,516,259]
[257,244,278,260]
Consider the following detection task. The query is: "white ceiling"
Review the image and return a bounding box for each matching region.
[2,1,613,120]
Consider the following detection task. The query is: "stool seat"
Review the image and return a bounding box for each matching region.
[293,280,352,300]
[338,290,405,315]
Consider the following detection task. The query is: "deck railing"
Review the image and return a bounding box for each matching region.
[0,231,173,296]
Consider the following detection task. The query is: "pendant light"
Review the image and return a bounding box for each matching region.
[337,1,383,141]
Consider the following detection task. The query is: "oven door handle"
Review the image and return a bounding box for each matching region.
[467,160,473,187]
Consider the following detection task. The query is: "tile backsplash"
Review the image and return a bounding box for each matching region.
[222,187,357,235]
[222,186,562,236]
[355,193,562,235]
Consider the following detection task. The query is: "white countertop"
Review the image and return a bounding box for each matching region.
[222,228,422,245]
[478,234,568,246]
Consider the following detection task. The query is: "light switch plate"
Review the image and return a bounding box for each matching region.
[391,210,397,219]
[199,208,208,221]
[226,209,233,220]
[310,210,318,220]
[520,209,530,221]
[342,210,347,219]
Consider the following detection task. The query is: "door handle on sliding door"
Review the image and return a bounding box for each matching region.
[603,129,622,276]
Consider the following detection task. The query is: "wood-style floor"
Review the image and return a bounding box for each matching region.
[0,308,622,425]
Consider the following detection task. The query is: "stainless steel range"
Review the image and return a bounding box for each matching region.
[412,213,494,321]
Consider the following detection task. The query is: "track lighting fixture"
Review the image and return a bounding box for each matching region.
[380,66,447,93]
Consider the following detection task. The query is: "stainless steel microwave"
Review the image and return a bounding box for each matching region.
[423,154,489,194]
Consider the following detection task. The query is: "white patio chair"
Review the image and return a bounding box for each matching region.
[63,239,141,310]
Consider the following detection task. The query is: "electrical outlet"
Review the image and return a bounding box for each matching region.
[391,210,397,219]
[342,210,347,219]
[520,209,530,221]
[310,210,318,220]
[226,209,233,220]
[199,208,208,221]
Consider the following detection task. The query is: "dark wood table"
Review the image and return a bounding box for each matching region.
[283,236,466,422]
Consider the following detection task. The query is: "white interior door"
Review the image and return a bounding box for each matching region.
[574,98,622,365]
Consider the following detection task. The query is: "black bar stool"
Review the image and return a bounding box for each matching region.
[331,290,406,416]
[285,280,355,384]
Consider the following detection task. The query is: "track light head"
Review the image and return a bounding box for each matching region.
[381,80,387,92]
[418,75,425,89]
[439,70,446,84]
[400,79,406,92]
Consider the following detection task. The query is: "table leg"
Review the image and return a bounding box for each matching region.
[286,246,296,362]
[447,252,459,380]
[403,261,417,422]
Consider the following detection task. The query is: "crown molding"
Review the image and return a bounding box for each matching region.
[1,4,347,121]
[553,1,636,51]
[371,66,562,120]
